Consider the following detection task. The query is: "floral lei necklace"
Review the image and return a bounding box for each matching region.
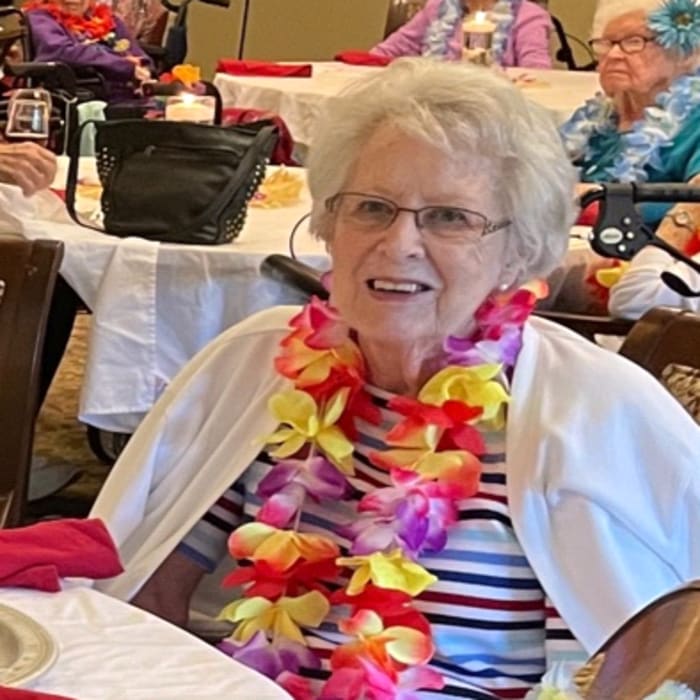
[218,280,547,700]
[559,69,700,183]
[25,1,124,48]
[423,0,518,65]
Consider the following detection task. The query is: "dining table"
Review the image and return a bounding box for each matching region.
[213,63,601,151]
[0,582,290,699]
[0,159,601,434]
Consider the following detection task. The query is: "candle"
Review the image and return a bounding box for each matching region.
[463,10,496,34]
[462,10,496,64]
[164,94,216,124]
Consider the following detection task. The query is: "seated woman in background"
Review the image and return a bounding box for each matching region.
[562,0,700,316]
[25,0,154,101]
[371,0,552,68]
[90,60,699,699]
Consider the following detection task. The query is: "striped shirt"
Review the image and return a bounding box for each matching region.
[180,385,587,698]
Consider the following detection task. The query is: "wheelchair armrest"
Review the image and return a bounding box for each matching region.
[533,310,634,341]
[260,255,328,300]
[4,61,77,92]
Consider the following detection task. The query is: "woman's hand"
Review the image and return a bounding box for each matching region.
[575,182,603,200]
[654,174,700,250]
[0,141,57,196]
[133,64,151,83]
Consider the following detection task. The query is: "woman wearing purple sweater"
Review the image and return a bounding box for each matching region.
[373,0,552,69]
[25,0,154,101]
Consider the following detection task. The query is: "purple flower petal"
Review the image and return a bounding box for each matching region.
[257,482,306,528]
[277,638,321,671]
[257,461,301,498]
[304,456,351,500]
[349,520,397,555]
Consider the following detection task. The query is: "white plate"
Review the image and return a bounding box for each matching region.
[0,603,58,687]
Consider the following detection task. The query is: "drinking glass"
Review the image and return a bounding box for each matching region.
[5,88,52,144]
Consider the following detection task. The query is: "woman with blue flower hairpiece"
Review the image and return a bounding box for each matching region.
[562,0,700,317]
[371,0,552,68]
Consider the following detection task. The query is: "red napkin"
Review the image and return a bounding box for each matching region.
[221,107,297,165]
[216,59,312,77]
[334,51,392,67]
[576,200,599,227]
[0,687,77,700]
[0,518,123,592]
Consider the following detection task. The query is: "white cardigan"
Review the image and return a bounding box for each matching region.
[91,306,700,655]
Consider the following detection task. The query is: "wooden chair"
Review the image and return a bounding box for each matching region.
[0,238,63,528]
[575,581,700,699]
[384,0,425,38]
[619,307,700,422]
[619,307,700,379]
[0,6,29,65]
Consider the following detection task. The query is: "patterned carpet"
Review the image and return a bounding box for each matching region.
[30,313,111,518]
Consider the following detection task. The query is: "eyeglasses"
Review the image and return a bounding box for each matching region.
[588,35,655,57]
[325,192,510,242]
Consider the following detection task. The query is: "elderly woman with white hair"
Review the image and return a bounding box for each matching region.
[90,60,700,699]
[562,0,700,317]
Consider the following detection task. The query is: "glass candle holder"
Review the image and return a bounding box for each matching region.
[164,94,216,124]
[462,11,495,66]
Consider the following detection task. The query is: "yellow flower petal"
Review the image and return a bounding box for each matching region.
[370,550,437,596]
[269,390,317,432]
[268,433,308,459]
[384,625,434,665]
[279,591,331,628]
[343,562,372,596]
[218,596,271,625]
[272,610,306,644]
[316,425,354,473]
[322,387,350,426]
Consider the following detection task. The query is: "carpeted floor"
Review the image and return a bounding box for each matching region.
[30,313,111,518]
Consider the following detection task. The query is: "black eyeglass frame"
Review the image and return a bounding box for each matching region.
[588,34,656,57]
[324,192,511,239]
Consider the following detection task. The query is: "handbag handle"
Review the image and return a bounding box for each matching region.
[65,118,103,232]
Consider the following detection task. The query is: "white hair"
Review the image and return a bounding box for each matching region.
[306,58,577,284]
[593,0,682,37]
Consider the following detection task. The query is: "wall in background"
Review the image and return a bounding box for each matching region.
[549,0,597,68]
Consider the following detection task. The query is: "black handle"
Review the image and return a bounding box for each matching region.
[260,254,329,300]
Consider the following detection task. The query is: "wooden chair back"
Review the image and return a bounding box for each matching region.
[0,238,63,527]
[619,307,700,378]
[619,307,700,422]
[384,0,425,37]
[577,582,700,699]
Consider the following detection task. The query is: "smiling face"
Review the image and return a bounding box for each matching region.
[56,0,90,16]
[326,123,511,351]
[598,10,688,101]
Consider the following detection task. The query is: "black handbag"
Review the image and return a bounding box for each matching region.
[66,118,278,245]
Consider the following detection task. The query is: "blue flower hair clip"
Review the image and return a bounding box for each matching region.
[648,0,700,56]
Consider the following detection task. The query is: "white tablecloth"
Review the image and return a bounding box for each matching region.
[0,162,598,434]
[0,162,327,433]
[0,584,289,699]
[214,63,600,147]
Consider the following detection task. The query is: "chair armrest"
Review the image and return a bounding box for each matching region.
[4,61,77,92]
[260,255,328,300]
[534,310,634,341]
